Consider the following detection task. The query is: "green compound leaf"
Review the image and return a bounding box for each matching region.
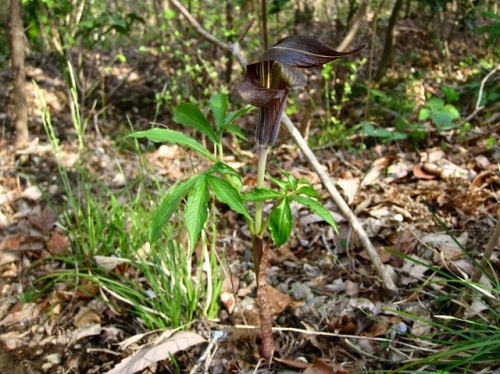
[223,105,253,126]
[242,188,283,202]
[207,175,252,221]
[173,103,218,144]
[269,198,292,247]
[208,162,241,179]
[291,195,337,232]
[208,163,243,191]
[221,124,248,141]
[295,185,320,199]
[184,176,210,252]
[129,128,215,161]
[268,173,289,192]
[210,93,228,133]
[150,174,204,242]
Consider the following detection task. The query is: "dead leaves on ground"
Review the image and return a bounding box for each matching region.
[0,126,498,373]
[107,331,207,374]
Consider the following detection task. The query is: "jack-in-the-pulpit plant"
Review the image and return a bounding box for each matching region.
[129,35,365,361]
[237,35,365,358]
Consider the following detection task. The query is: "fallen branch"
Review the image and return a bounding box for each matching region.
[281,114,397,292]
[168,0,397,292]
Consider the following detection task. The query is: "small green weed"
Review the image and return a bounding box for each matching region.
[418,96,460,132]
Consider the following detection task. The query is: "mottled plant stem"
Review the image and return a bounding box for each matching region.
[256,242,274,359]
[252,145,273,359]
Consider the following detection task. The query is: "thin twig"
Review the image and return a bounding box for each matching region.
[461,64,499,125]
[168,0,247,68]
[234,324,440,352]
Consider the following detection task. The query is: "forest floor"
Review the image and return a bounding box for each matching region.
[0,49,499,374]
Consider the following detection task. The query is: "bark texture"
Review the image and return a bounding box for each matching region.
[9,0,29,146]
[375,0,404,82]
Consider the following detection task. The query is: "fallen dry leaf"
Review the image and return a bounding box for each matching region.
[0,233,26,252]
[106,331,207,374]
[383,158,413,183]
[336,178,359,205]
[304,358,349,374]
[273,356,309,369]
[420,147,445,163]
[27,205,57,233]
[94,255,131,271]
[361,156,395,187]
[220,291,236,314]
[74,306,101,328]
[47,231,70,255]
[268,286,292,316]
[69,323,102,344]
[0,331,26,350]
[22,185,43,201]
[358,246,392,263]
[472,170,499,187]
[413,163,437,179]
[0,302,39,327]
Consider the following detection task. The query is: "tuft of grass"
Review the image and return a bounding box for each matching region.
[383,216,500,373]
[31,65,222,330]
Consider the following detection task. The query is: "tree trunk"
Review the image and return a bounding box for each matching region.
[224,0,234,83]
[336,0,369,52]
[8,0,29,146]
[374,0,404,82]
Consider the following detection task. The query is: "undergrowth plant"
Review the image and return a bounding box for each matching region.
[382,212,500,373]
[130,35,365,359]
[384,253,500,373]
[32,67,220,330]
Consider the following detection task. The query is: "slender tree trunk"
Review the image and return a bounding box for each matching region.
[9,0,29,147]
[261,0,268,50]
[153,0,166,47]
[336,0,369,52]
[375,0,404,82]
[224,0,234,83]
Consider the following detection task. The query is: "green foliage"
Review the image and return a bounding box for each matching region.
[35,81,220,330]
[131,92,337,251]
[315,58,368,147]
[464,78,500,108]
[173,103,218,143]
[383,210,500,373]
[76,13,145,46]
[131,94,253,248]
[418,97,460,131]
[242,168,337,246]
[129,129,215,161]
[361,121,408,142]
[473,11,500,47]
[440,84,460,103]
